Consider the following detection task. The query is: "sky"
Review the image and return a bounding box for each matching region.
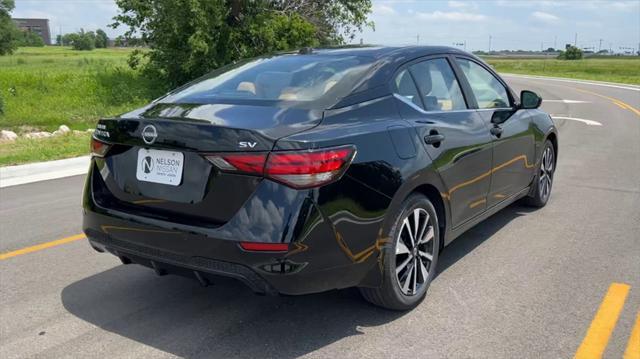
[12,0,640,52]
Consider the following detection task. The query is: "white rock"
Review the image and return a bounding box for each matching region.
[86,129,95,133]
[1,130,18,142]
[58,125,71,134]
[24,131,52,139]
[73,130,84,135]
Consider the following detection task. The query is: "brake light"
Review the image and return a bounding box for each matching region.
[239,242,289,252]
[90,137,111,157]
[207,153,267,174]
[205,145,356,189]
[265,146,356,188]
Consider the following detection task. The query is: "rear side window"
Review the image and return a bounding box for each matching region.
[455,58,511,109]
[162,54,375,104]
[393,69,423,108]
[409,58,467,111]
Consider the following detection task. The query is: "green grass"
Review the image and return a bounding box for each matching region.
[0,46,163,133]
[484,57,640,85]
[0,132,91,166]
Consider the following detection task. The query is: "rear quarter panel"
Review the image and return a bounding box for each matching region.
[275,95,450,287]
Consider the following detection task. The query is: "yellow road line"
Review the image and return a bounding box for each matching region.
[624,311,640,359]
[575,283,631,359]
[0,234,86,260]
[613,101,630,110]
[572,88,640,117]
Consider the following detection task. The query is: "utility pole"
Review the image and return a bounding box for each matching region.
[554,35,557,49]
[417,34,420,45]
[574,33,578,47]
[598,39,603,52]
[489,35,492,53]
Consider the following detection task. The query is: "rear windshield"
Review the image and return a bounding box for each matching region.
[161,54,375,105]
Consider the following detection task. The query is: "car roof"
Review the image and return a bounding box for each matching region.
[320,46,485,109]
[310,45,470,60]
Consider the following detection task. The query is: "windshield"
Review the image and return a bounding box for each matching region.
[161,54,375,105]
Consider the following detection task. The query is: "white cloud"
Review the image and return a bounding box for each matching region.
[373,4,397,15]
[496,0,639,10]
[608,1,640,10]
[448,1,478,9]
[531,11,560,22]
[416,10,487,21]
[494,0,568,8]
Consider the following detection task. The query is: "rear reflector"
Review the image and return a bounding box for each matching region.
[239,242,289,252]
[90,137,111,157]
[205,145,356,189]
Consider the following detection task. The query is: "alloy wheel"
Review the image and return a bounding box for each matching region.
[394,208,435,296]
[539,146,555,201]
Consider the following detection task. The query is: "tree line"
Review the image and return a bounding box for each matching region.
[56,29,109,50]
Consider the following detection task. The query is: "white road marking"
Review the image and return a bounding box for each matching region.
[502,74,640,92]
[551,116,603,126]
[544,100,590,104]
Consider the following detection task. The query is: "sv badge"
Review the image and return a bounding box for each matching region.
[239,141,257,148]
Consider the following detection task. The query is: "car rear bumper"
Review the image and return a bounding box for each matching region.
[82,162,390,295]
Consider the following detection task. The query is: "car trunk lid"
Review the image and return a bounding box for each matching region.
[91,103,322,226]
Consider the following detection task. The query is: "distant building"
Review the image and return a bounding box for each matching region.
[12,18,51,45]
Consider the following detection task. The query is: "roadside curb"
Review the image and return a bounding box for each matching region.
[0,156,90,188]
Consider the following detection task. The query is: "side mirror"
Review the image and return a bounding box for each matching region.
[520,90,542,109]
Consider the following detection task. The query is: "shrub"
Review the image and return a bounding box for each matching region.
[15,30,45,47]
[558,45,583,60]
[66,29,96,51]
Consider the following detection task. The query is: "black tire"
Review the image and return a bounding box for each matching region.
[523,140,556,207]
[359,194,440,311]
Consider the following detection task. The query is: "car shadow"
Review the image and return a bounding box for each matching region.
[437,202,537,275]
[61,202,536,358]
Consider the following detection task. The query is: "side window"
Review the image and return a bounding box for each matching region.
[455,58,511,109]
[409,58,467,111]
[393,69,423,109]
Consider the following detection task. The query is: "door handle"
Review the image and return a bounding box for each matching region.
[424,132,445,146]
[490,126,503,137]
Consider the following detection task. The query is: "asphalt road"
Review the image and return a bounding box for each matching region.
[1,76,639,358]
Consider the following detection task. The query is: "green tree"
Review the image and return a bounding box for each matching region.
[111,0,373,87]
[15,30,45,46]
[0,0,19,55]
[558,45,583,60]
[95,28,108,48]
[69,29,95,50]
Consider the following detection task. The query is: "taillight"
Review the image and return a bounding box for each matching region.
[90,137,111,157]
[206,153,267,174]
[265,146,356,188]
[205,145,356,189]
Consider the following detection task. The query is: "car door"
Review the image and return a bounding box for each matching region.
[394,56,494,228]
[453,57,536,207]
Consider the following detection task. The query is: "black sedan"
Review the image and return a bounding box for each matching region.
[83,46,557,310]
